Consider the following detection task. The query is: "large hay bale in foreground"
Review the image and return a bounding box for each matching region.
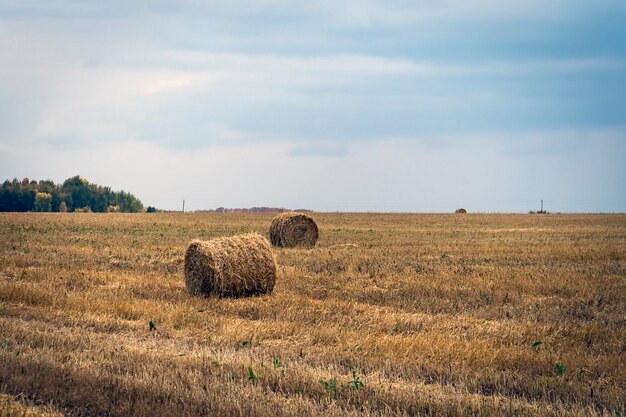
[455,208,468,214]
[269,212,319,248]
[184,233,277,297]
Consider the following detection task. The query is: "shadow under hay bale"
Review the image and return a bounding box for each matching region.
[269,212,319,248]
[184,233,277,297]
[455,208,468,214]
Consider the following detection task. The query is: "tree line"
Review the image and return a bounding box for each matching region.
[0,176,145,213]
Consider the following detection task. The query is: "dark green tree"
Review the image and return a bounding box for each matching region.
[62,176,91,211]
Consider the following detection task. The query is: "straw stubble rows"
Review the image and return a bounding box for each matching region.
[0,212,624,416]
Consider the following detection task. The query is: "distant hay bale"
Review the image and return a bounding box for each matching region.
[455,208,468,214]
[269,212,319,248]
[184,233,277,297]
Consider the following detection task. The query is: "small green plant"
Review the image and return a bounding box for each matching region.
[149,320,156,331]
[211,360,221,367]
[531,341,542,352]
[248,367,257,382]
[555,363,566,376]
[273,358,285,376]
[348,370,364,391]
[319,378,337,394]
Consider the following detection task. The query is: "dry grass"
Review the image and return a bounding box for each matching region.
[269,212,319,248]
[184,233,276,297]
[0,212,624,416]
[0,393,63,417]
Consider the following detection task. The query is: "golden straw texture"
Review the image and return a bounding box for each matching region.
[269,212,319,248]
[184,233,276,297]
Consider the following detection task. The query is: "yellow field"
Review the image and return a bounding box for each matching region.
[1,212,624,416]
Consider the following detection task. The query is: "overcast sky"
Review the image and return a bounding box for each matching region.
[1,1,625,212]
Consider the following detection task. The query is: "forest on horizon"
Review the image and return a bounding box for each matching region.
[0,176,146,213]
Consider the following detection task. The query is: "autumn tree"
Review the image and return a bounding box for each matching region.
[34,192,52,212]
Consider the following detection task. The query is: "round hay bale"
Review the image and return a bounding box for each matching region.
[184,233,277,297]
[269,212,319,248]
[455,208,468,214]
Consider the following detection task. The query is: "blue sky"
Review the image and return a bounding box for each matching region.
[1,1,625,212]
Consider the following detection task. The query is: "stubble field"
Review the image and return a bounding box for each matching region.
[0,212,624,416]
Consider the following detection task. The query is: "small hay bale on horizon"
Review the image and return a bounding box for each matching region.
[184,233,277,297]
[455,208,468,214]
[269,212,319,248]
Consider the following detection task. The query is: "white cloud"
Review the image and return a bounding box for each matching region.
[3,35,621,150]
[293,0,590,27]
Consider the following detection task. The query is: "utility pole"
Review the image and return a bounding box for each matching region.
[541,199,543,213]
[182,200,185,213]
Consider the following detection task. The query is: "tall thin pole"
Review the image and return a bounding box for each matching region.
[182,200,185,213]
[541,199,543,213]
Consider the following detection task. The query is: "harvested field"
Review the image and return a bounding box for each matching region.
[0,212,625,416]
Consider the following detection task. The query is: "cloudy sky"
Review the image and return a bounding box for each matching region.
[1,1,625,212]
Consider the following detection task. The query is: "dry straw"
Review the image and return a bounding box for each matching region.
[184,233,277,297]
[455,208,468,214]
[269,212,319,248]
